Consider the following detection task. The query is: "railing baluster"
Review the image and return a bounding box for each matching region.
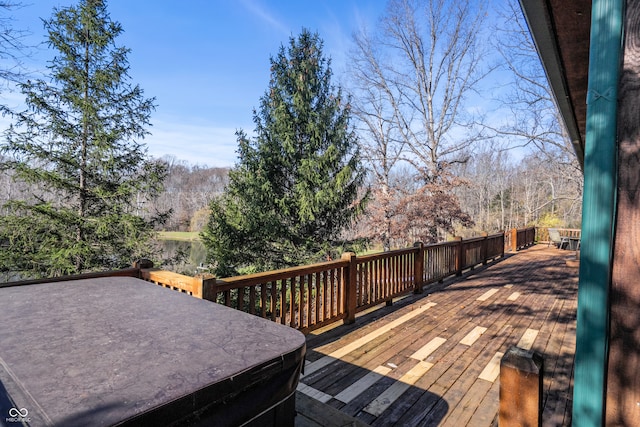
[390,255,395,297]
[249,285,256,314]
[289,276,302,328]
[374,259,379,303]
[261,284,267,318]
[315,271,321,323]
[358,262,364,307]
[270,281,277,321]
[280,279,286,325]
[298,274,311,328]
[238,286,245,311]
[323,270,329,321]
[383,257,388,301]
[337,266,343,316]
[330,268,335,317]
[305,273,311,325]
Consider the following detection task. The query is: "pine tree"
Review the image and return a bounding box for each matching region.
[0,0,167,279]
[202,29,367,276]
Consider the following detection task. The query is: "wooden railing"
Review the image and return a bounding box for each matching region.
[354,247,416,312]
[211,259,349,333]
[175,231,513,334]
[535,227,581,243]
[1,228,534,334]
[507,226,536,252]
[140,268,216,299]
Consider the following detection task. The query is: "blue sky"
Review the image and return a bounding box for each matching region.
[5,0,389,167]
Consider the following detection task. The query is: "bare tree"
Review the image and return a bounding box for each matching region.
[454,142,582,234]
[349,0,488,244]
[487,0,582,224]
[492,1,581,169]
[453,146,515,233]
[351,0,489,178]
[152,155,229,231]
[348,65,405,250]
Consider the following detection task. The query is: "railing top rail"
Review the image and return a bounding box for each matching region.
[356,246,418,263]
[557,228,581,233]
[487,232,506,239]
[463,236,486,244]
[217,258,349,287]
[424,240,460,249]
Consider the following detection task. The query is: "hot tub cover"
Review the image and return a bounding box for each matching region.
[0,276,306,426]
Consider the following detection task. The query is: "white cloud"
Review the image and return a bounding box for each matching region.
[0,110,240,168]
[146,120,240,167]
[238,0,290,36]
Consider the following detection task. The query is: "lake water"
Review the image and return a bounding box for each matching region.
[160,239,208,275]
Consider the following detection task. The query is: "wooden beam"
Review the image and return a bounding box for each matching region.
[607,2,640,424]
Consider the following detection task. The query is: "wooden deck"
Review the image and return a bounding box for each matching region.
[295,244,578,426]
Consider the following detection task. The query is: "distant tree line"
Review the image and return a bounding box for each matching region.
[151,156,229,232]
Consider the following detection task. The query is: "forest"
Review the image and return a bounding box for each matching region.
[139,146,581,241]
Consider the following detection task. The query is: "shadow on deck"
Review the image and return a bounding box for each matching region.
[295,244,578,426]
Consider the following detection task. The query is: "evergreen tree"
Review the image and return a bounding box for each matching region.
[202,29,367,276]
[0,0,167,279]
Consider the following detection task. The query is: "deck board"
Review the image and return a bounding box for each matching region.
[296,245,578,426]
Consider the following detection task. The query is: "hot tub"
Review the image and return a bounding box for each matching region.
[0,276,305,426]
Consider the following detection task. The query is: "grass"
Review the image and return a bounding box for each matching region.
[157,231,201,241]
[358,245,384,256]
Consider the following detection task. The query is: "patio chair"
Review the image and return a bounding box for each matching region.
[548,228,570,249]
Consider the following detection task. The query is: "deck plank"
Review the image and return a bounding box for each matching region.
[363,361,433,417]
[410,337,447,361]
[460,326,488,346]
[334,365,392,404]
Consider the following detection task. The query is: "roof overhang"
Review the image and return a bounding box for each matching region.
[519,0,592,168]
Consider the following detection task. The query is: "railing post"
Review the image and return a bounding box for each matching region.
[499,346,543,427]
[342,252,357,325]
[196,273,217,301]
[511,228,518,252]
[500,232,505,258]
[454,237,464,276]
[133,259,154,277]
[481,232,489,265]
[413,242,424,294]
[530,227,536,246]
